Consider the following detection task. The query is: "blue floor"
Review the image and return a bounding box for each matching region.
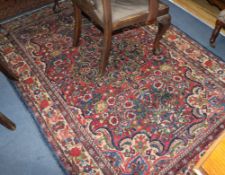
[163,0,225,61]
[0,1,224,175]
[0,74,66,175]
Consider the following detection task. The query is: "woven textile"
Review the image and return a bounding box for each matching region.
[0,2,225,175]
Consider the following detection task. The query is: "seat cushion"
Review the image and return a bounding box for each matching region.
[218,9,225,23]
[95,0,149,23]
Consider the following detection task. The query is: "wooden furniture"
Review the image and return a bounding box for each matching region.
[0,55,17,131]
[0,112,16,130]
[53,0,60,13]
[210,9,225,47]
[72,0,171,75]
[0,0,55,21]
[207,0,225,10]
[194,131,225,175]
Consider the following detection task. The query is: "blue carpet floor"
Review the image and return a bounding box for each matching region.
[0,1,224,175]
[0,74,66,175]
[163,0,225,61]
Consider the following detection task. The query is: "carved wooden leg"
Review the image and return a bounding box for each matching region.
[153,14,171,55]
[0,112,16,130]
[73,4,82,47]
[99,29,112,76]
[53,0,60,13]
[0,56,19,81]
[210,20,224,48]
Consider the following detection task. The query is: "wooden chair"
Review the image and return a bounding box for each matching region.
[71,0,171,75]
[0,112,16,130]
[53,0,60,13]
[210,9,225,47]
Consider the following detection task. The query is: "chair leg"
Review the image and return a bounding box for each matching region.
[53,0,60,13]
[0,112,16,130]
[73,4,82,47]
[153,14,171,55]
[210,20,223,48]
[99,30,112,76]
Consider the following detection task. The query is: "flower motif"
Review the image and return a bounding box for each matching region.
[107,96,115,105]
[126,112,136,120]
[109,116,119,126]
[124,100,134,109]
[153,81,163,89]
[160,64,172,72]
[24,77,34,84]
[204,60,213,67]
[95,101,107,113]
[70,147,81,157]
[173,75,182,82]
[153,55,165,61]
[40,99,49,109]
[167,86,174,93]
[187,87,208,109]
[168,34,177,41]
[80,67,91,74]
[83,93,92,102]
[146,149,151,155]
[154,70,162,76]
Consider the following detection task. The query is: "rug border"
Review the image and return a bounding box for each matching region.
[163,0,225,62]
[0,60,69,175]
[1,2,225,174]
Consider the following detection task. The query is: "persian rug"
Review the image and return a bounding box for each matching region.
[0,2,225,175]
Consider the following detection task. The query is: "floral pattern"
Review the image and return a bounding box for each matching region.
[0,1,225,175]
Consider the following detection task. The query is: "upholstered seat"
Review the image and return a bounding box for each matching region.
[94,0,164,23]
[218,9,225,23]
[72,0,171,75]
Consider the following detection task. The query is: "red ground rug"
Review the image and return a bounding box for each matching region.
[0,2,225,175]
